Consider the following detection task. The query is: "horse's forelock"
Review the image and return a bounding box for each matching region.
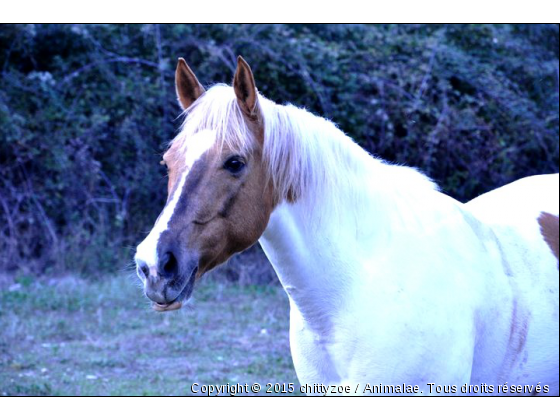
[171,84,257,159]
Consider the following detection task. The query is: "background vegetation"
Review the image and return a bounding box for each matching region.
[0,24,558,275]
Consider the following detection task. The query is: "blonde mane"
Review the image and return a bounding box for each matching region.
[171,84,436,217]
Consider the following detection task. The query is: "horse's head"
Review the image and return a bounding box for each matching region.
[135,57,276,311]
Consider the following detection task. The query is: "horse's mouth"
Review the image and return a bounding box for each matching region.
[152,266,198,312]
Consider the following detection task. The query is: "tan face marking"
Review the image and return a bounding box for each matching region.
[538,212,559,268]
[161,134,275,277]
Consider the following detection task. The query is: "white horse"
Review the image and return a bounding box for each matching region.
[135,57,559,395]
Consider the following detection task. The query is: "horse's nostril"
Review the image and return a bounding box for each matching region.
[159,251,178,278]
[137,261,150,279]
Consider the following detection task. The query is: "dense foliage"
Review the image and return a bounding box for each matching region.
[0,24,558,275]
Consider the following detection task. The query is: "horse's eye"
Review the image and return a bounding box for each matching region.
[223,157,245,174]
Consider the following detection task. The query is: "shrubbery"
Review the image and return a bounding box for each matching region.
[0,24,558,275]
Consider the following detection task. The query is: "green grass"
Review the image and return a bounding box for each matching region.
[0,274,301,395]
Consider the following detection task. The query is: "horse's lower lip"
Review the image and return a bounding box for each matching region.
[153,300,183,312]
[151,266,198,312]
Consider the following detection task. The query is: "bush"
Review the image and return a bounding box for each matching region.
[0,24,558,275]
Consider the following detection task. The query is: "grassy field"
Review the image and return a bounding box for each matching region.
[0,273,301,396]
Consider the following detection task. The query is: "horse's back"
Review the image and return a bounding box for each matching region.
[466,173,558,281]
[466,174,558,272]
[467,174,559,221]
[466,174,559,395]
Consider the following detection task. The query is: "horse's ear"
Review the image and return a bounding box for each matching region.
[175,58,205,110]
[233,56,258,117]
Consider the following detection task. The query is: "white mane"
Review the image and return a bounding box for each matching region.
[172,84,437,221]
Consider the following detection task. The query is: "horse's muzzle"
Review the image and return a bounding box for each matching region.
[136,250,199,311]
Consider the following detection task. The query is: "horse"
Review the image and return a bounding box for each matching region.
[135,56,559,395]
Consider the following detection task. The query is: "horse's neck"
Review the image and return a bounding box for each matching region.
[259,160,488,333]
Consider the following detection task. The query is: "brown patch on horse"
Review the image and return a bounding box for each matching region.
[176,58,205,110]
[508,301,529,356]
[286,187,297,203]
[538,212,559,267]
[499,299,530,382]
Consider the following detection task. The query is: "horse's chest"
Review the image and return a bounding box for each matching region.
[288,305,353,387]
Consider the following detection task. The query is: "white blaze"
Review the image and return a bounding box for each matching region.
[135,130,216,278]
